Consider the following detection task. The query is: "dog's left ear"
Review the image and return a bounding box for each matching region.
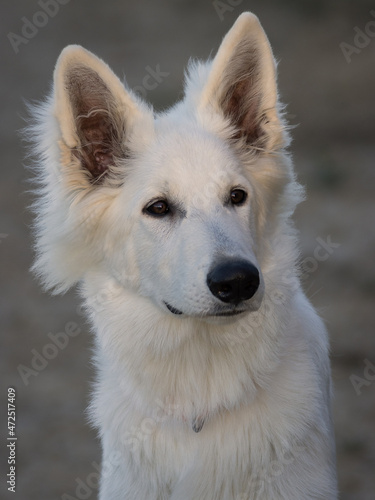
[198,12,285,151]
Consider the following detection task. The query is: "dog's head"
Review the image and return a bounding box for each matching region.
[29,13,302,320]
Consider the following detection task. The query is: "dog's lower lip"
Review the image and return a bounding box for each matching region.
[164,302,183,315]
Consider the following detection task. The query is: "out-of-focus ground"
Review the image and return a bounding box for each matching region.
[0,1,374,499]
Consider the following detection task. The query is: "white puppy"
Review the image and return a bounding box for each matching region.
[29,12,338,499]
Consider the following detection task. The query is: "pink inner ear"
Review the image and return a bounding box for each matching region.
[94,149,113,173]
[78,113,115,178]
[214,41,268,148]
[66,66,122,182]
[225,78,262,144]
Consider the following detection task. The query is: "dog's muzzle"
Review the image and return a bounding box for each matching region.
[164,260,260,316]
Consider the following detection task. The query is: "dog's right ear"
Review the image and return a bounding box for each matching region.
[53,45,145,183]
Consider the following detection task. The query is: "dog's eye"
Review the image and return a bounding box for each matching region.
[230,189,247,205]
[145,200,170,216]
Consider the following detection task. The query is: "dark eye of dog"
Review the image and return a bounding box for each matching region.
[230,189,247,205]
[146,200,170,216]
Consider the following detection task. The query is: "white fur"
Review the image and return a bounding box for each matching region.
[28,12,337,499]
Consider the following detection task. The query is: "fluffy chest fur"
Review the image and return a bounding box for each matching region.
[85,276,335,499]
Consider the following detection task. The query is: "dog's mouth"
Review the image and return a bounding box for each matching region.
[164,302,246,318]
[164,302,183,315]
[212,309,246,317]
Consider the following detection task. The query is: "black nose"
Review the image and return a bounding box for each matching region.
[207,260,260,305]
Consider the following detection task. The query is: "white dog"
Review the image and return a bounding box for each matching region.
[29,12,338,499]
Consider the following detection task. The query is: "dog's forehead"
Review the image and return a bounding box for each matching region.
[143,122,241,189]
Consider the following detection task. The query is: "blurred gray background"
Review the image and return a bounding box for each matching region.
[1,1,374,499]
